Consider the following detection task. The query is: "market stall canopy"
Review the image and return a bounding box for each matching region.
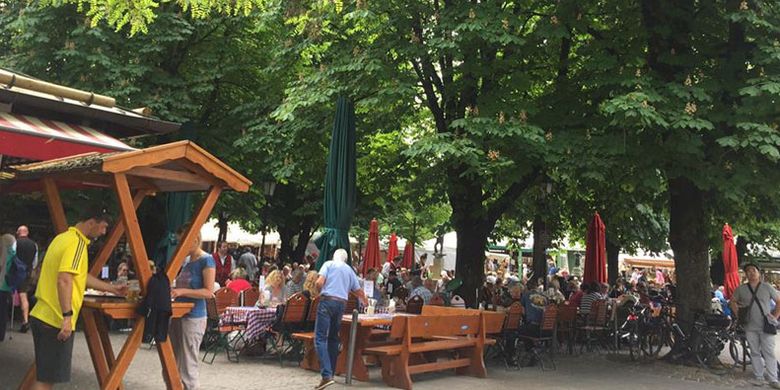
[623,257,675,269]
[0,141,250,193]
[0,112,135,160]
[0,69,179,137]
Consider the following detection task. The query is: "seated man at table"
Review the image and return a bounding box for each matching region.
[517,279,549,367]
[314,249,368,390]
[408,276,432,304]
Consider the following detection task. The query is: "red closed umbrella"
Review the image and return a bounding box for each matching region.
[583,212,607,285]
[386,232,399,263]
[362,219,381,275]
[402,240,415,269]
[722,224,740,300]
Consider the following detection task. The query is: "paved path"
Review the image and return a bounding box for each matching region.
[0,326,765,389]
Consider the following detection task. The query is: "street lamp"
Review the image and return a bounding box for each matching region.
[260,181,276,262]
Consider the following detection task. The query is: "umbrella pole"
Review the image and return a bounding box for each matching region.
[345,309,359,385]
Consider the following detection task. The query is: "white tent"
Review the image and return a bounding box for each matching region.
[200,219,280,246]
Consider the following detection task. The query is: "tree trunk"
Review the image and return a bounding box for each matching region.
[606,236,620,284]
[532,215,549,285]
[668,177,711,332]
[278,226,296,264]
[454,225,488,308]
[217,212,228,244]
[292,223,313,264]
[736,236,749,264]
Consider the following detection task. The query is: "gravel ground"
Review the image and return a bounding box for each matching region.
[0,323,769,390]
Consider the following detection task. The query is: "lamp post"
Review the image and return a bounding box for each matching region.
[260,181,276,263]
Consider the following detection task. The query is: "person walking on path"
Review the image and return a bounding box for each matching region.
[29,209,126,389]
[15,225,38,333]
[314,249,367,390]
[730,263,780,389]
[0,233,16,342]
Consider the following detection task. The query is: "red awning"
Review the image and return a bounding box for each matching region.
[0,112,135,160]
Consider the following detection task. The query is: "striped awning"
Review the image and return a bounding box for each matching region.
[0,112,135,160]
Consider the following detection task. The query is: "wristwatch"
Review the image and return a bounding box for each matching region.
[62,310,73,317]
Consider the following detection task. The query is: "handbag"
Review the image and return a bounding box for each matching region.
[748,283,777,335]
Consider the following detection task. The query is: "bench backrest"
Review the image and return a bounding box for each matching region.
[482,311,506,334]
[214,287,239,314]
[306,295,320,323]
[419,305,504,334]
[422,305,480,316]
[242,287,260,307]
[503,301,524,332]
[406,315,482,339]
[282,293,309,323]
[406,295,424,314]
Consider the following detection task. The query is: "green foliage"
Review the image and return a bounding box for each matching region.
[36,0,263,35]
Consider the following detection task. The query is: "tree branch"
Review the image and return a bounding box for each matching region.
[486,167,542,225]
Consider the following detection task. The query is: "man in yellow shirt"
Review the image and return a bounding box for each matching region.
[30,208,126,390]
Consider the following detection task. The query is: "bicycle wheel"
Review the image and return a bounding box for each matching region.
[641,326,665,358]
[628,322,640,361]
[729,336,751,366]
[692,332,723,372]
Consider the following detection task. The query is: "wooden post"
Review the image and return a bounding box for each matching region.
[90,190,149,276]
[112,173,153,294]
[42,177,67,233]
[165,186,222,282]
[83,310,112,387]
[157,339,183,390]
[102,318,145,390]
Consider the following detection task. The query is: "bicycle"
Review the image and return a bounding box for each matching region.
[668,311,732,373]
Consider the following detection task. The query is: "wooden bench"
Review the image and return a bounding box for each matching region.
[363,314,489,390]
[420,306,505,345]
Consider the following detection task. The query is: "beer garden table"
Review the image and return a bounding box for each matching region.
[300,312,416,382]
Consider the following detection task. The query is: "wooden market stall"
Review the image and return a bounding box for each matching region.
[2,141,251,390]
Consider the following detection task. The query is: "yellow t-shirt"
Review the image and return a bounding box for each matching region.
[31,227,90,328]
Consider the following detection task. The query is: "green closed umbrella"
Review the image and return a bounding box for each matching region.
[153,192,192,269]
[315,96,357,270]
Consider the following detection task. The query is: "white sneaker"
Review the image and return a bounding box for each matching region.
[750,378,765,387]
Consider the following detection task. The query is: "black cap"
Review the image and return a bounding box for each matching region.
[743,262,761,272]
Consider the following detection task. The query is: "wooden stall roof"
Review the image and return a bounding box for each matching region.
[623,257,676,269]
[0,140,251,193]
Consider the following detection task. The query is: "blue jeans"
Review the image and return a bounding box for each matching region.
[314,298,345,379]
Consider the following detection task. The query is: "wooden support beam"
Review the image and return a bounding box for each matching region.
[128,166,208,187]
[102,318,145,390]
[83,310,112,388]
[157,340,183,390]
[112,173,152,294]
[166,186,222,281]
[42,177,68,234]
[90,190,149,277]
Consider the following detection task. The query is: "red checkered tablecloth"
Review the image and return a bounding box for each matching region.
[221,306,277,342]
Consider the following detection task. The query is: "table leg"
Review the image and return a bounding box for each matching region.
[95,313,124,390]
[336,325,371,381]
[83,309,112,388]
[157,338,183,390]
[300,339,319,371]
[16,363,35,390]
[102,317,145,390]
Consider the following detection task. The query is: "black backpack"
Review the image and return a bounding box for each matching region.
[5,252,28,291]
